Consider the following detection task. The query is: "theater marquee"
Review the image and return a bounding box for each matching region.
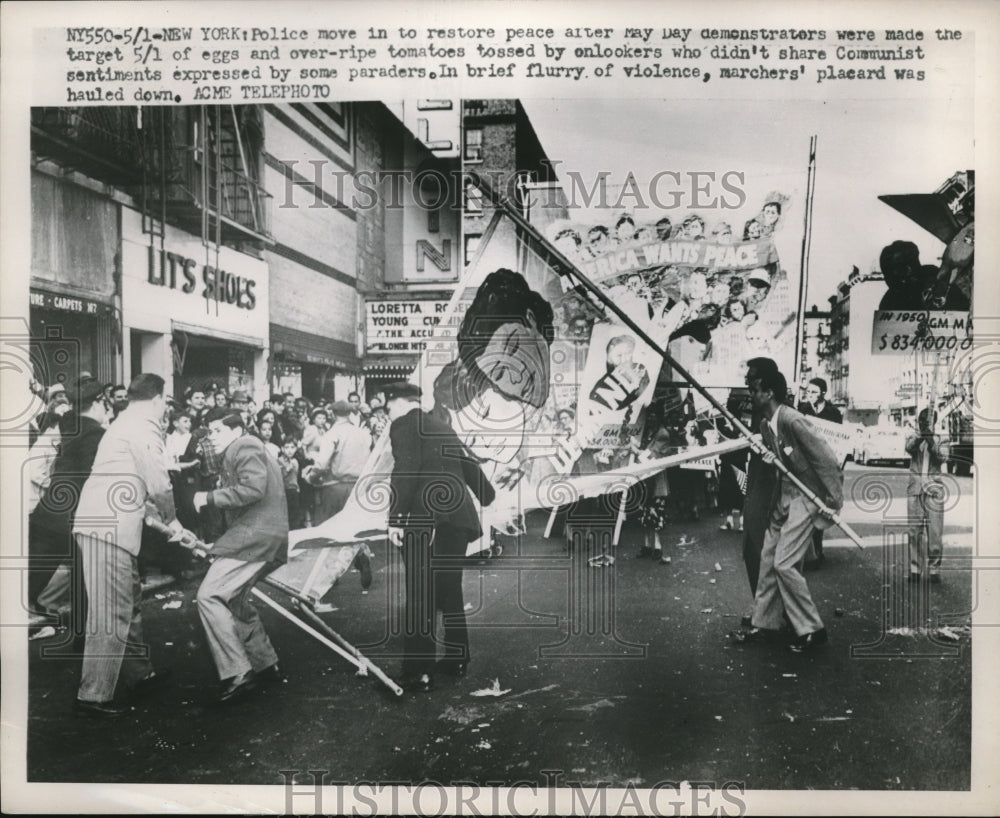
[365,298,449,354]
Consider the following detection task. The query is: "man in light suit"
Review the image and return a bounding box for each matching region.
[73,374,187,717]
[192,408,288,703]
[731,364,843,653]
[385,381,495,693]
[905,407,949,584]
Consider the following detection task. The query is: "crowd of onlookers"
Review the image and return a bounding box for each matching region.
[27,375,386,605]
[162,385,387,537]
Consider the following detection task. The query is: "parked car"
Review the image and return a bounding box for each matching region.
[855,425,910,466]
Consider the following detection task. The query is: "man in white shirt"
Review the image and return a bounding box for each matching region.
[311,401,371,524]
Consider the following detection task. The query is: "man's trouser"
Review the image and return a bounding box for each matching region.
[908,488,945,577]
[196,557,278,680]
[77,534,153,702]
[400,524,469,679]
[752,493,824,636]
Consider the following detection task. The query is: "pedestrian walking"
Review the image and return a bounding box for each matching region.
[29,376,109,631]
[906,407,949,584]
[798,377,843,565]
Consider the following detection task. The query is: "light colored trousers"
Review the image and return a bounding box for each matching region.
[908,489,944,576]
[752,493,825,636]
[196,556,278,681]
[77,534,153,702]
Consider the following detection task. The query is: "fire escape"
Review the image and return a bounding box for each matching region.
[31,105,273,249]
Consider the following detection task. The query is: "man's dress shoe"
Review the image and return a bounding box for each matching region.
[218,671,259,703]
[789,628,828,654]
[75,698,129,718]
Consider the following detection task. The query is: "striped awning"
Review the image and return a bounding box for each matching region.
[362,358,417,373]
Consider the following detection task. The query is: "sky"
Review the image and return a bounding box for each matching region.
[522,97,974,308]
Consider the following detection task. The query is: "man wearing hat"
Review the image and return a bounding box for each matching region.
[745,268,772,309]
[310,399,371,524]
[384,381,496,692]
[229,389,256,434]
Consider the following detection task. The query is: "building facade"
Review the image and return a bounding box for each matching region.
[461,99,561,274]
[797,305,833,402]
[30,101,558,407]
[823,268,888,425]
[31,106,273,402]
[359,103,460,399]
[263,103,365,402]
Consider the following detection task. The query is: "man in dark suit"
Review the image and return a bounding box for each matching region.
[384,382,495,693]
[192,408,288,703]
[797,377,843,566]
[731,365,843,653]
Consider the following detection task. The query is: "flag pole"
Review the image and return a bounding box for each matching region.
[793,135,818,384]
[472,174,865,550]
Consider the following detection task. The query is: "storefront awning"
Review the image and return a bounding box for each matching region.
[172,320,265,350]
[363,358,418,374]
[270,323,360,370]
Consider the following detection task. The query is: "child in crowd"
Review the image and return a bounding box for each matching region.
[278,436,305,530]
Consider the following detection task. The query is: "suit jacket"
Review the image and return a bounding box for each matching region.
[761,405,844,530]
[207,435,288,565]
[73,405,177,556]
[388,408,495,547]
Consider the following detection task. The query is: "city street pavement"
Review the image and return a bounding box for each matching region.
[24,465,974,790]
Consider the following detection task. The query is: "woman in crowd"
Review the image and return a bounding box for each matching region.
[256,408,283,447]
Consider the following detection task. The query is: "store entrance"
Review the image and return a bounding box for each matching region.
[172,330,255,398]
